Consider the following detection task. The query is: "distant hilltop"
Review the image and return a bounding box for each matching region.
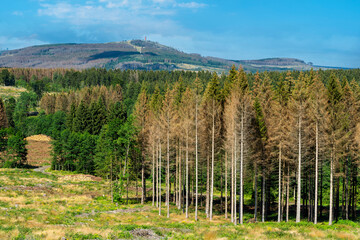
[0,40,342,73]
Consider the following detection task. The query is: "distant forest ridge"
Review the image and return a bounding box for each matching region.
[0,40,347,73]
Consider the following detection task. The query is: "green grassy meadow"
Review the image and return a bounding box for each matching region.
[0,167,359,240]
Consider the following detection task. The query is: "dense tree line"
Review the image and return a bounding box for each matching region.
[0,96,28,168]
[1,66,360,224]
[131,67,360,225]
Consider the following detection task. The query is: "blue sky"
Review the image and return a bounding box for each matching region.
[0,0,359,68]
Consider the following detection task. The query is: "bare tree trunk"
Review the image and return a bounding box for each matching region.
[186,129,189,218]
[206,154,210,218]
[231,142,234,223]
[225,152,228,219]
[345,157,349,220]
[254,163,258,221]
[278,144,282,222]
[175,142,178,207]
[239,110,244,225]
[141,159,146,204]
[296,115,302,223]
[156,141,159,208]
[210,100,215,221]
[314,121,319,224]
[179,145,182,210]
[167,121,170,218]
[152,144,155,206]
[281,173,285,222]
[234,132,237,225]
[329,148,334,225]
[320,159,323,218]
[286,165,290,222]
[262,172,265,222]
[159,142,162,216]
[195,100,199,221]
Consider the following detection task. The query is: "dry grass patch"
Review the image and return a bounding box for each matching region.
[247,225,266,239]
[26,135,52,142]
[204,231,217,240]
[308,229,326,238]
[334,232,356,240]
[59,175,102,182]
[26,136,52,166]
[34,228,66,239]
[0,195,28,205]
[0,86,27,98]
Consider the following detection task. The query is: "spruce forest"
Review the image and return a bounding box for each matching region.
[1,67,360,236]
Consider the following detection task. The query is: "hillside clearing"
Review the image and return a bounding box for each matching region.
[0,168,359,239]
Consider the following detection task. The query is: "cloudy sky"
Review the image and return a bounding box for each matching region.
[1,0,359,67]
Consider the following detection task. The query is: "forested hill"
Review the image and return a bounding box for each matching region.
[0,40,332,72]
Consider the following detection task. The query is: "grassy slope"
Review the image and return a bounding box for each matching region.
[0,168,359,239]
[0,136,359,239]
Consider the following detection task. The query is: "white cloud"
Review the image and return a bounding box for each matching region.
[177,2,207,8]
[0,35,48,50]
[12,11,24,16]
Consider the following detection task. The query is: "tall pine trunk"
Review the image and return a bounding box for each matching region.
[286,165,290,222]
[314,121,319,224]
[152,144,155,206]
[278,144,282,222]
[254,163,257,221]
[329,148,334,225]
[234,133,237,225]
[210,100,215,221]
[167,120,170,218]
[296,115,302,223]
[156,141,159,207]
[159,142,162,216]
[262,172,265,222]
[206,154,210,218]
[225,152,228,219]
[239,110,244,224]
[195,100,199,221]
[186,129,189,218]
[231,141,234,223]
[179,146,182,210]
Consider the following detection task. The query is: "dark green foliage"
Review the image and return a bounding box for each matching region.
[77,132,98,173]
[90,98,107,135]
[21,111,67,138]
[1,69,15,86]
[254,98,267,141]
[5,132,27,167]
[13,92,38,132]
[66,103,76,131]
[0,98,8,129]
[107,101,127,123]
[52,130,97,173]
[30,76,46,99]
[73,101,91,133]
[0,129,8,152]
[5,97,16,128]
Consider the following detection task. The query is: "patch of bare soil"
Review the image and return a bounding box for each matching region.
[26,135,52,166]
[59,175,102,182]
[129,229,160,240]
[0,183,53,194]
